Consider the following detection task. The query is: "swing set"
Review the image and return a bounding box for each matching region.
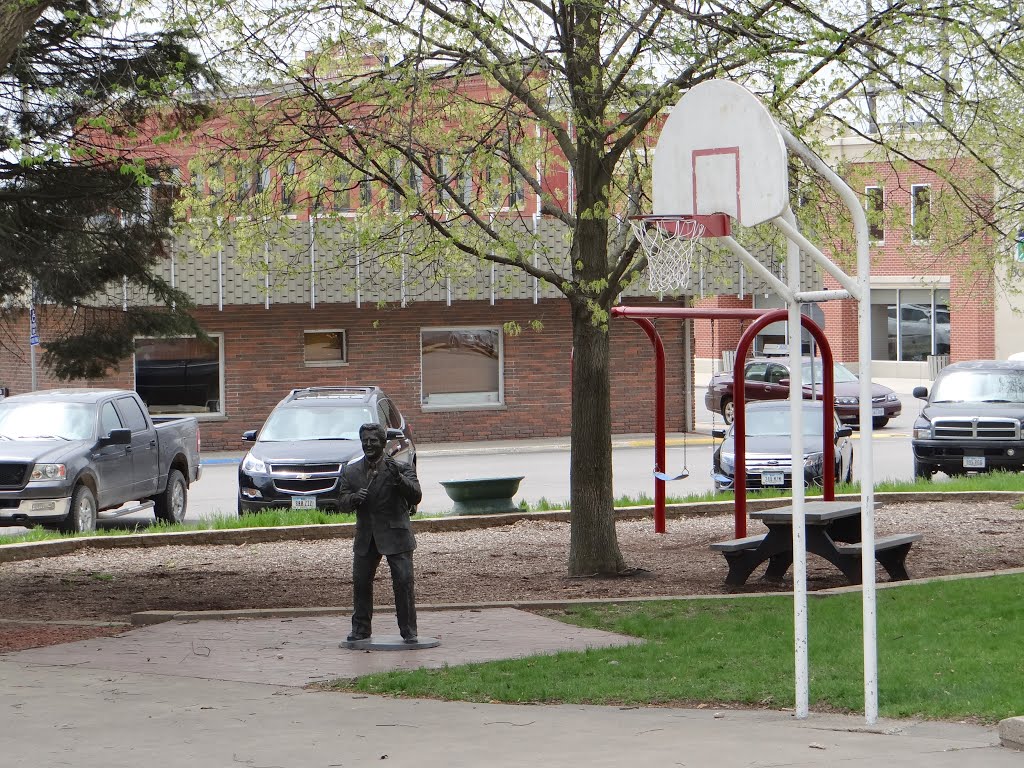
[612,305,839,537]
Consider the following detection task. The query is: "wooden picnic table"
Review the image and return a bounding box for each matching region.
[710,500,922,586]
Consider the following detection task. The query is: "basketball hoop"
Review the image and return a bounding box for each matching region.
[629,213,731,293]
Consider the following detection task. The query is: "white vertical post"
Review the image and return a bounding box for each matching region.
[310,218,316,310]
[781,125,876,724]
[264,241,270,309]
[217,245,224,312]
[785,206,809,719]
[355,256,361,309]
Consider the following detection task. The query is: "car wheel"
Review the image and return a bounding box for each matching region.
[913,457,933,481]
[722,399,735,425]
[153,469,187,523]
[60,485,97,534]
[872,417,889,429]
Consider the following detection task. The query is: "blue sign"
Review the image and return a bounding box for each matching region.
[29,308,39,346]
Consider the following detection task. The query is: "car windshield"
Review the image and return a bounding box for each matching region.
[0,401,93,440]
[930,370,1024,403]
[258,406,375,441]
[745,409,826,437]
[801,361,859,384]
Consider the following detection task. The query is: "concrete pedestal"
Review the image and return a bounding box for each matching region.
[340,635,441,651]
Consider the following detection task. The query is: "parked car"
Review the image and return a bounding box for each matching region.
[704,356,901,428]
[710,400,854,492]
[911,359,1024,479]
[0,389,201,532]
[237,386,415,514]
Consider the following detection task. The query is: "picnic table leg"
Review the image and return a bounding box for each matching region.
[760,553,793,583]
[876,543,914,581]
[805,530,862,584]
[722,552,765,586]
[721,530,792,586]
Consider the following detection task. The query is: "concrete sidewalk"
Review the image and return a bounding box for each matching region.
[2,606,1020,767]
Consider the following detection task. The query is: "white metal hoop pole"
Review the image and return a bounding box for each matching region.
[780,125,877,725]
[784,206,809,719]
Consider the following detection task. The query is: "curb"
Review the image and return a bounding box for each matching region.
[127,564,1024,627]
[2,491,1020,566]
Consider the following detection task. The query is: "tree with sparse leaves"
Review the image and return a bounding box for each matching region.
[0,0,217,378]
[171,0,1024,575]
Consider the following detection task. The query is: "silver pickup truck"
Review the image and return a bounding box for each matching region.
[0,389,201,532]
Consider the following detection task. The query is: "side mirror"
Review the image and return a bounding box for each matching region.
[242,429,257,442]
[99,428,131,446]
[836,425,854,438]
[712,428,727,439]
[912,386,928,400]
[386,428,406,440]
[777,378,790,387]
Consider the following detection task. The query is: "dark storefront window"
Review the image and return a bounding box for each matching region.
[135,335,223,415]
[871,289,950,362]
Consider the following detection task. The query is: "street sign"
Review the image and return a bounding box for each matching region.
[29,308,39,347]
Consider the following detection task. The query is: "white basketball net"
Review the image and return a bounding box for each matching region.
[629,217,707,293]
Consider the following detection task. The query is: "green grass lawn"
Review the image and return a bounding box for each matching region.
[327,574,1024,723]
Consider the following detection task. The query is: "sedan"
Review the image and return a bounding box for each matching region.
[704,356,901,428]
[711,400,854,492]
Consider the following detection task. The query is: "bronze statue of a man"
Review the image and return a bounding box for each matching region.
[339,422,422,643]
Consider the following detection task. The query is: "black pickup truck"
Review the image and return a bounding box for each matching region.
[0,389,201,532]
[911,360,1024,479]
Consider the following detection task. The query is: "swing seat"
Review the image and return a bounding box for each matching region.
[654,468,689,482]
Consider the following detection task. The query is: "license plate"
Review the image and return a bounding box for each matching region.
[761,471,785,486]
[963,456,986,469]
[872,407,884,417]
[291,496,317,510]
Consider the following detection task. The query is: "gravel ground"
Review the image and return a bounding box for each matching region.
[2,497,1023,651]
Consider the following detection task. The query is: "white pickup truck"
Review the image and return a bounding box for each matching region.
[0,389,201,532]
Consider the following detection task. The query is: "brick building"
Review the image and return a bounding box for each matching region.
[2,105,1016,449]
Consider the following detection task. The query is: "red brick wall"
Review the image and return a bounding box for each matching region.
[0,298,690,450]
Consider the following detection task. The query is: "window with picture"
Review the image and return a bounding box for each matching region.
[911,184,932,242]
[421,327,502,407]
[865,186,884,242]
[134,335,223,416]
[304,330,347,366]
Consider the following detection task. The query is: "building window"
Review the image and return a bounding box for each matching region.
[134,335,223,416]
[280,160,297,209]
[865,186,884,242]
[304,330,347,366]
[334,171,353,212]
[421,327,502,407]
[911,184,931,242]
[871,288,950,362]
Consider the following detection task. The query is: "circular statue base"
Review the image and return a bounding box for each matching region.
[340,635,441,651]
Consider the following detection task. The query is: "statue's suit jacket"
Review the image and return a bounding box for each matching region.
[339,456,422,555]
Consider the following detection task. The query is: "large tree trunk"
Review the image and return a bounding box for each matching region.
[567,297,626,576]
[0,0,50,73]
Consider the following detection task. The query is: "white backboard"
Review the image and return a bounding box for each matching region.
[653,80,789,227]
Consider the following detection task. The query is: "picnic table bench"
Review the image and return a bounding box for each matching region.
[709,500,923,586]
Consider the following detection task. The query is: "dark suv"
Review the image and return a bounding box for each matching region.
[911,360,1024,479]
[237,386,415,514]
